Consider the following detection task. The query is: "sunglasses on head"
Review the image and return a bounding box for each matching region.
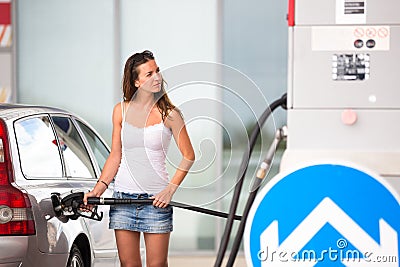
[132,50,154,62]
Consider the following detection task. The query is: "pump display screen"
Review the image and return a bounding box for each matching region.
[332,53,370,81]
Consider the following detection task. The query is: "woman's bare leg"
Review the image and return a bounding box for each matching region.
[115,230,142,267]
[143,232,170,267]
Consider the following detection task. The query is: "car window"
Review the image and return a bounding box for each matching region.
[51,116,96,178]
[14,116,63,178]
[76,120,109,172]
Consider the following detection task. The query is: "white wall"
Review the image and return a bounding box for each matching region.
[17,0,117,142]
[120,0,220,65]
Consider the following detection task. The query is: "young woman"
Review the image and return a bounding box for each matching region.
[84,50,195,267]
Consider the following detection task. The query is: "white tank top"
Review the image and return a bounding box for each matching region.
[114,103,172,194]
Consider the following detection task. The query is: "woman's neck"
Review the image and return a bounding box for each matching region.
[133,90,156,110]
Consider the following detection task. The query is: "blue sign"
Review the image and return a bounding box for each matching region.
[244,164,400,266]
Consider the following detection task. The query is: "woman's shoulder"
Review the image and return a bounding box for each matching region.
[112,103,121,115]
[164,107,184,128]
[114,100,131,114]
[112,102,125,123]
[166,107,183,120]
[114,100,130,109]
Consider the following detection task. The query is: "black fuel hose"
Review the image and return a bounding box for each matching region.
[87,197,242,221]
[226,127,286,266]
[214,93,287,267]
[226,179,262,266]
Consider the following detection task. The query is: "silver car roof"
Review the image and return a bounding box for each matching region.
[0,103,70,121]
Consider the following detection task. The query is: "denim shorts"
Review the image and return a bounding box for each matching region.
[109,191,173,233]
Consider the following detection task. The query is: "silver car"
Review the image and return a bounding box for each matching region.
[0,103,119,267]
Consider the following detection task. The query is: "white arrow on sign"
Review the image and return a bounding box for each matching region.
[258,197,398,267]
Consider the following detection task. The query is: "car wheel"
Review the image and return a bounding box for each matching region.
[67,244,85,267]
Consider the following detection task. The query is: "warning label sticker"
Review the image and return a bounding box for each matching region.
[336,0,366,24]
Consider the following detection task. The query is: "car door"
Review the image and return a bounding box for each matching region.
[51,115,118,262]
[13,114,72,256]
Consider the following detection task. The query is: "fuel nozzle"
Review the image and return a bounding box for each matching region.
[256,161,269,179]
[256,126,288,180]
[51,191,103,221]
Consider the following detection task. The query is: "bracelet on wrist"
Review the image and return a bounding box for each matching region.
[97,179,108,189]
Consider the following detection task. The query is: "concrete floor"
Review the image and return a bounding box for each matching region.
[169,255,247,267]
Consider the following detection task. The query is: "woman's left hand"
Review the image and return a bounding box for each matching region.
[152,183,178,208]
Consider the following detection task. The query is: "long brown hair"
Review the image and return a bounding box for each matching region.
[122,50,175,121]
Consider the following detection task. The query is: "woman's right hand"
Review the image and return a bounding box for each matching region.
[83,190,98,206]
[83,182,108,207]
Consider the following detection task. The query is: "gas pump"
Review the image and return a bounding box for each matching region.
[243,1,400,266]
[282,0,400,186]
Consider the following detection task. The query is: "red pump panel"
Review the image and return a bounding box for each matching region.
[0,2,11,25]
[288,0,295,26]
